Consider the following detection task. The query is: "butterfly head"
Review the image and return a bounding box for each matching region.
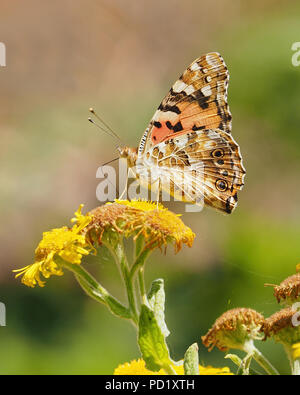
[117,146,138,168]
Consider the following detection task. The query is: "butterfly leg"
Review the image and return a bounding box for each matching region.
[156,179,161,209]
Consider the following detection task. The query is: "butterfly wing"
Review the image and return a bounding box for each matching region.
[150,129,245,213]
[136,52,245,213]
[138,52,232,157]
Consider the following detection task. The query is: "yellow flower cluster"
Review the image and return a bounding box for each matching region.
[117,200,194,252]
[113,358,232,375]
[13,205,92,287]
[92,200,195,252]
[14,201,194,287]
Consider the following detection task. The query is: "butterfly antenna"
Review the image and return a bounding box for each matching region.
[100,157,119,167]
[88,117,117,139]
[89,108,123,144]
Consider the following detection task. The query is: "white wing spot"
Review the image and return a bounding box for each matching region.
[173,80,188,93]
[175,136,188,149]
[204,141,214,149]
[206,54,219,67]
[190,63,200,71]
[201,85,212,97]
[184,85,195,95]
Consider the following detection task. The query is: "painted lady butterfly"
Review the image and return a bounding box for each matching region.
[118,52,246,214]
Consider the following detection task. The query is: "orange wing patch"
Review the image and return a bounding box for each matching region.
[139,52,232,150]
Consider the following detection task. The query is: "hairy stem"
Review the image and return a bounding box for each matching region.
[114,241,139,324]
[244,340,279,375]
[59,258,131,319]
[138,267,148,306]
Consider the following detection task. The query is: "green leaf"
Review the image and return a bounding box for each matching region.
[147,279,170,338]
[184,343,199,375]
[138,304,171,372]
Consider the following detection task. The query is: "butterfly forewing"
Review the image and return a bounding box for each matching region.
[138,52,232,156]
[135,52,245,213]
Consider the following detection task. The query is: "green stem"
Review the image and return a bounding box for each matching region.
[59,259,131,319]
[138,267,148,306]
[135,234,145,258]
[225,354,259,375]
[244,341,279,375]
[130,248,151,280]
[132,243,151,306]
[162,364,177,375]
[242,352,254,375]
[284,345,294,373]
[114,242,139,325]
[252,348,279,375]
[293,359,300,375]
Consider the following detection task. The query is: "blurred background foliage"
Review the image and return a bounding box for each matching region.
[0,0,300,374]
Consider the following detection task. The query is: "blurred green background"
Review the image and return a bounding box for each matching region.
[1,0,300,375]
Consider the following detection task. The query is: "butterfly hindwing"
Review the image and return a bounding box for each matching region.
[144,128,245,213]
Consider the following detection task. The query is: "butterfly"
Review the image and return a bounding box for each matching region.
[117,52,245,214]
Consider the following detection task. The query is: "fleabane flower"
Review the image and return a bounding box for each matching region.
[263,306,300,374]
[267,274,300,306]
[13,205,92,287]
[118,200,195,252]
[86,200,195,253]
[113,358,232,375]
[263,307,300,347]
[202,308,265,352]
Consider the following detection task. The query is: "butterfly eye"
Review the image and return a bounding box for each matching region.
[211,149,224,158]
[215,179,228,192]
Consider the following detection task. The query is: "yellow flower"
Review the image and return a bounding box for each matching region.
[117,200,194,252]
[71,204,94,231]
[114,200,165,212]
[87,200,195,252]
[292,343,300,360]
[13,205,92,287]
[113,359,232,375]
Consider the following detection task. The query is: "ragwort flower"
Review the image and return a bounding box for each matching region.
[267,274,300,305]
[13,205,92,287]
[113,358,232,375]
[85,200,195,253]
[202,308,265,352]
[263,306,300,374]
[263,307,300,346]
[202,308,280,375]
